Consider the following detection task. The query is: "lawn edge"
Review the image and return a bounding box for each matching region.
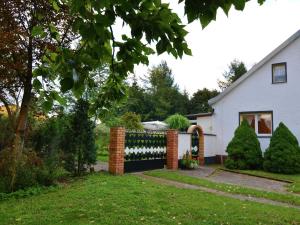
[144,170,300,206]
[219,168,294,183]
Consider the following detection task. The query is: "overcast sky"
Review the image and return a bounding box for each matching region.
[133,0,300,96]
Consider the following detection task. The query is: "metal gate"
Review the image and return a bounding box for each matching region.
[191,130,199,160]
[124,131,167,172]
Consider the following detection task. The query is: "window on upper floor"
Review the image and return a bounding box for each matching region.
[240,112,273,136]
[272,62,287,83]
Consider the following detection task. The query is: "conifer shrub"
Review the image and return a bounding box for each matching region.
[263,122,300,174]
[225,120,263,169]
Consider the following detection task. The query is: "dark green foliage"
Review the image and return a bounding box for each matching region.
[95,124,110,162]
[0,116,14,151]
[63,99,97,175]
[188,88,219,114]
[263,122,300,174]
[120,112,143,131]
[165,114,190,130]
[0,185,59,201]
[0,149,66,193]
[31,116,69,172]
[218,59,248,90]
[225,120,263,170]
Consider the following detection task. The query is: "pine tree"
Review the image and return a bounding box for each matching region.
[263,123,300,174]
[225,120,263,169]
[63,99,96,175]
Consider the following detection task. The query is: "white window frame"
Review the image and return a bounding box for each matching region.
[239,111,273,137]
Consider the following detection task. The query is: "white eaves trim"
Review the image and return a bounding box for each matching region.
[208,29,300,106]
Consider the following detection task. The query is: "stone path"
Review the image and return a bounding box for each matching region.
[179,167,289,193]
[136,173,300,210]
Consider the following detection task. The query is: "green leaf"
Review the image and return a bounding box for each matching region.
[156,39,166,55]
[52,0,60,11]
[31,26,44,37]
[33,79,42,90]
[233,0,246,10]
[51,91,66,105]
[60,77,74,93]
[42,101,53,112]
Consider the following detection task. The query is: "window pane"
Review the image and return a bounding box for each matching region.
[273,64,286,83]
[240,114,255,130]
[258,113,272,134]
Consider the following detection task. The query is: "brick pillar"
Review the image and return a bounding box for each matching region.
[166,129,178,170]
[109,127,125,175]
[198,134,205,166]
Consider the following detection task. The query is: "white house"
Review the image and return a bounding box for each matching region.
[194,29,300,163]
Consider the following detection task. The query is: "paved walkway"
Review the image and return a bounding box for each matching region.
[95,162,289,193]
[94,161,108,172]
[179,166,289,193]
[136,173,300,210]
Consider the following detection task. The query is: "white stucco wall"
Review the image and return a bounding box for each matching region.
[196,116,215,134]
[211,36,300,155]
[204,135,217,157]
[178,133,191,159]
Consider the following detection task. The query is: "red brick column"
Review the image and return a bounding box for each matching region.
[109,127,125,175]
[166,129,178,170]
[198,133,205,166]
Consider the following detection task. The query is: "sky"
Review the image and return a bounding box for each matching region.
[133,0,300,96]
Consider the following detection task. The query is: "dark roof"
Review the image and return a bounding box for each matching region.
[186,112,213,120]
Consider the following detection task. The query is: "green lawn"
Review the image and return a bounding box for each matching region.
[145,170,300,206]
[0,173,300,225]
[220,168,300,193]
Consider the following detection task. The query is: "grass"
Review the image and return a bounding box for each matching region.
[95,125,110,162]
[97,151,108,162]
[220,168,300,193]
[1,173,300,225]
[144,170,300,206]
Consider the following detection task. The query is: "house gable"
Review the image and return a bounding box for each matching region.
[209,29,300,106]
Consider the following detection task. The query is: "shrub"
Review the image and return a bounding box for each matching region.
[120,112,143,131]
[165,114,190,131]
[225,120,263,170]
[0,117,14,151]
[0,149,65,193]
[263,122,300,174]
[180,151,199,169]
[95,124,110,161]
[62,99,97,175]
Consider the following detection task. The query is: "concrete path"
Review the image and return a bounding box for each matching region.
[179,166,289,193]
[95,162,289,193]
[94,161,108,172]
[136,173,300,210]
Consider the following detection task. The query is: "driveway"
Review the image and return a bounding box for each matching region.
[179,166,289,193]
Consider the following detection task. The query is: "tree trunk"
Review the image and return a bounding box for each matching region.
[10,36,33,191]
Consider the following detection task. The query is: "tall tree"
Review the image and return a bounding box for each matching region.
[188,88,219,114]
[144,61,188,121]
[63,99,96,175]
[217,59,247,91]
[0,0,264,187]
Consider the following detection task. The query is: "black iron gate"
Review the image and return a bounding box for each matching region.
[191,131,199,160]
[124,131,167,172]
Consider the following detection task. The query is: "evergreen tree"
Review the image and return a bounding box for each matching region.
[188,88,219,114]
[144,61,189,120]
[63,99,96,175]
[218,59,247,91]
[225,120,263,169]
[263,123,300,174]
